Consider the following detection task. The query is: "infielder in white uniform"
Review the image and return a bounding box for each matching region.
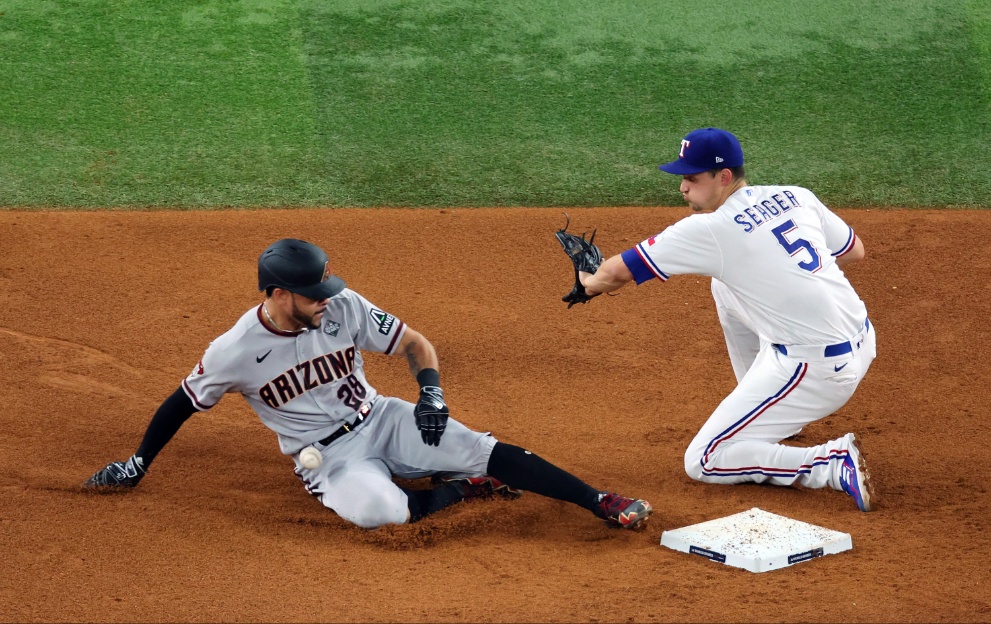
[86,238,652,530]
[575,128,877,511]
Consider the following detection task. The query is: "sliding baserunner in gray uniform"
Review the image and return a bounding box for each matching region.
[86,238,652,530]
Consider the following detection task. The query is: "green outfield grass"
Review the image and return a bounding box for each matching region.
[0,0,989,208]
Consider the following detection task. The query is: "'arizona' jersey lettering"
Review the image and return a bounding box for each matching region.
[259,346,358,408]
[181,288,406,454]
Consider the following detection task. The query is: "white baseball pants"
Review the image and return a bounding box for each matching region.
[686,279,877,489]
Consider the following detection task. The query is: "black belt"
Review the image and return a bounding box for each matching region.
[318,402,373,447]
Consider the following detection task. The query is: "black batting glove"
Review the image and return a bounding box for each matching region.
[85,454,146,489]
[414,386,449,446]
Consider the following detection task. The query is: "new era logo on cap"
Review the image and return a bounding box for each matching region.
[659,128,744,175]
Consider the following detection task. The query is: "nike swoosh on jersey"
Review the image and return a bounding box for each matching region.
[256,350,272,363]
[834,362,848,372]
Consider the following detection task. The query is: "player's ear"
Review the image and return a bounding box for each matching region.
[719,168,734,185]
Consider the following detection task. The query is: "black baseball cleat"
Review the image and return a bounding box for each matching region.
[84,456,146,489]
[436,475,523,500]
[594,492,653,530]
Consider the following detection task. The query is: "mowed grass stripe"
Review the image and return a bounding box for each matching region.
[967,0,991,98]
[0,0,989,208]
[0,0,327,207]
[300,0,991,208]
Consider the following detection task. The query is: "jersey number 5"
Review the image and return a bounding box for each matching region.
[771,219,821,272]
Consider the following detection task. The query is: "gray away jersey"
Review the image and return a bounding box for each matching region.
[182,289,407,454]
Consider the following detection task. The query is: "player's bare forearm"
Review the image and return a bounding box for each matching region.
[397,327,440,377]
[835,235,865,268]
[580,254,634,295]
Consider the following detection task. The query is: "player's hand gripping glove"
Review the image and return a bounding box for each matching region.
[414,386,449,446]
[554,213,604,308]
[84,454,146,489]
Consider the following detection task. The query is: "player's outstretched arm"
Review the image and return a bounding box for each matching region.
[580,253,634,296]
[84,386,197,489]
[396,327,449,447]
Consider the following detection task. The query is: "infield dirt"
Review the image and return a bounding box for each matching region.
[1,207,988,622]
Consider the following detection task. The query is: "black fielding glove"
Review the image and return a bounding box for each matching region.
[413,368,448,446]
[554,213,604,308]
[561,281,600,308]
[85,455,146,489]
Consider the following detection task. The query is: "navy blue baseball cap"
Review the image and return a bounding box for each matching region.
[658,128,744,175]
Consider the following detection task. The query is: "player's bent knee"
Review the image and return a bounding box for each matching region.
[343,505,408,529]
[684,448,706,482]
[333,491,409,529]
[348,513,405,529]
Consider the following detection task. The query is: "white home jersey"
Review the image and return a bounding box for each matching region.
[182,289,407,454]
[625,185,866,346]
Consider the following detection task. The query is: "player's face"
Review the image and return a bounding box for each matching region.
[679,172,723,212]
[289,293,328,330]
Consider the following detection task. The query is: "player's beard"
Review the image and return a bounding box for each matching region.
[290,294,323,330]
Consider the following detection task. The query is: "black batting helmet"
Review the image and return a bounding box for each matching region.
[258,239,346,300]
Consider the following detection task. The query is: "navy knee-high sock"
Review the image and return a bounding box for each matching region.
[403,483,466,523]
[486,442,601,511]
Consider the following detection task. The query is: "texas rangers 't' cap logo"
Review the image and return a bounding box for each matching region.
[658,127,744,175]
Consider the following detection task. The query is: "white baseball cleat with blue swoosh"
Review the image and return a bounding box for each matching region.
[839,433,876,512]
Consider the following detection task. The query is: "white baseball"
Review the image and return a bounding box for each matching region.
[299,446,322,470]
